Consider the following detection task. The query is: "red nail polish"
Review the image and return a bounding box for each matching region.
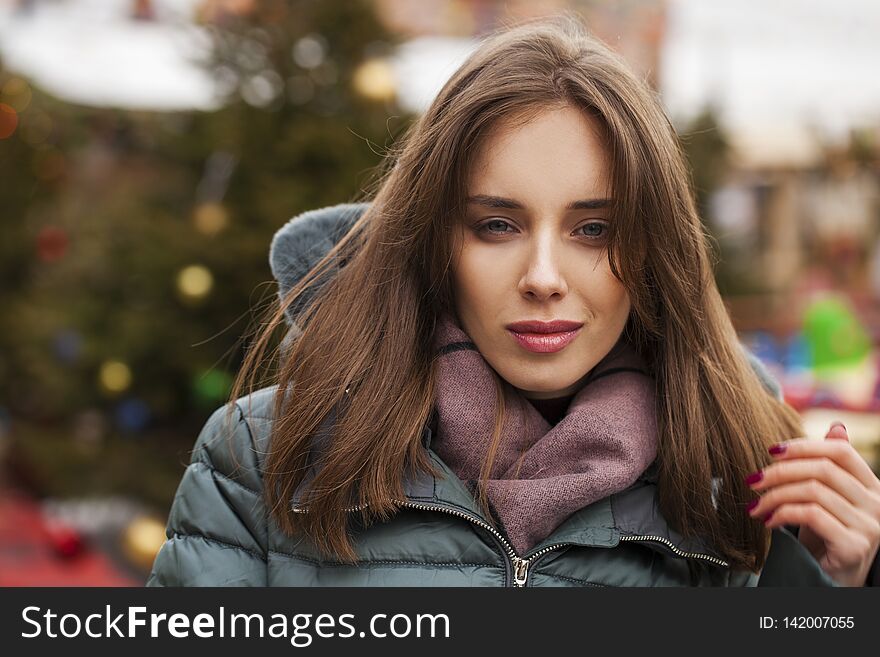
[746,499,759,513]
[763,510,775,524]
[745,471,763,485]
[769,443,787,455]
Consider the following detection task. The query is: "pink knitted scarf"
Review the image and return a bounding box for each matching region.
[430,311,658,555]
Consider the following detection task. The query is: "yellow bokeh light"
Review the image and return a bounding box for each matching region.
[352,58,396,102]
[193,202,228,236]
[177,264,214,301]
[121,516,168,570]
[2,77,32,112]
[99,360,132,394]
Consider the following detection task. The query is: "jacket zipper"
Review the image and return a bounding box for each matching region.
[618,534,729,567]
[292,501,728,582]
[294,498,554,586]
[513,541,569,586]
[395,500,528,586]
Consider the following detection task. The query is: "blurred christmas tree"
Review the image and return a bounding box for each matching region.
[0,1,407,506]
[678,106,753,296]
[680,106,730,219]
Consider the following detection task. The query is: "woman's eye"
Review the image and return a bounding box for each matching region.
[577,221,607,240]
[479,219,515,235]
[475,219,607,240]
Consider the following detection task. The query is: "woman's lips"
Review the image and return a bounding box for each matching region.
[507,326,582,353]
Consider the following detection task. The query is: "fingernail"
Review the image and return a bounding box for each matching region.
[768,443,787,455]
[831,421,846,431]
[745,471,764,485]
[746,499,759,513]
[763,510,775,524]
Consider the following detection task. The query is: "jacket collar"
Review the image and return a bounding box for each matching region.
[287,400,726,566]
[286,375,724,565]
[399,424,727,565]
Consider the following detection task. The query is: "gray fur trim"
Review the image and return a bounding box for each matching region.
[741,347,783,401]
[269,202,368,325]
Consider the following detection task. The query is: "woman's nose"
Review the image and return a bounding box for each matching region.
[518,237,568,301]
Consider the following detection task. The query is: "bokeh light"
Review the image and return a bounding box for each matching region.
[0,103,18,139]
[235,37,269,72]
[176,264,214,302]
[114,398,151,433]
[121,516,167,571]
[2,76,33,112]
[98,360,132,395]
[292,34,327,70]
[352,58,396,102]
[193,369,233,406]
[52,329,83,365]
[193,202,229,236]
[36,226,69,262]
[240,70,284,109]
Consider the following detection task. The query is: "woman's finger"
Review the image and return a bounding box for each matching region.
[762,501,877,572]
[746,456,874,511]
[760,437,880,492]
[762,501,855,550]
[825,420,848,441]
[747,478,876,532]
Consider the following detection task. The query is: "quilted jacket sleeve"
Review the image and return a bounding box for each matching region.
[146,402,269,586]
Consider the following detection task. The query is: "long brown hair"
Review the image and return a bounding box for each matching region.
[227,13,802,571]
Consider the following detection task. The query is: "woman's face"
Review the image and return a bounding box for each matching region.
[452,104,631,400]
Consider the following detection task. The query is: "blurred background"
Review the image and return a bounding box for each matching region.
[1,0,878,585]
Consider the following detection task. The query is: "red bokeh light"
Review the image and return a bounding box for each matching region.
[37,226,69,262]
[0,103,18,139]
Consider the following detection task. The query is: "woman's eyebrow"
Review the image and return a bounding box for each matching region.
[465,194,613,210]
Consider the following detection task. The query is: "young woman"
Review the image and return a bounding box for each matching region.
[147,16,880,587]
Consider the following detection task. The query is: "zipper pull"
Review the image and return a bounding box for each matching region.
[513,557,529,587]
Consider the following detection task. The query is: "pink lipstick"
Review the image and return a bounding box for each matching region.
[505,320,584,354]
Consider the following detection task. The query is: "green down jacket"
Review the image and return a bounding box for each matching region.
[147,204,840,587]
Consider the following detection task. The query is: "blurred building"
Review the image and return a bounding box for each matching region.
[196,0,256,24]
[713,147,880,327]
[374,0,666,85]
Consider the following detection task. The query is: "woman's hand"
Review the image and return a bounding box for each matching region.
[745,421,880,586]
